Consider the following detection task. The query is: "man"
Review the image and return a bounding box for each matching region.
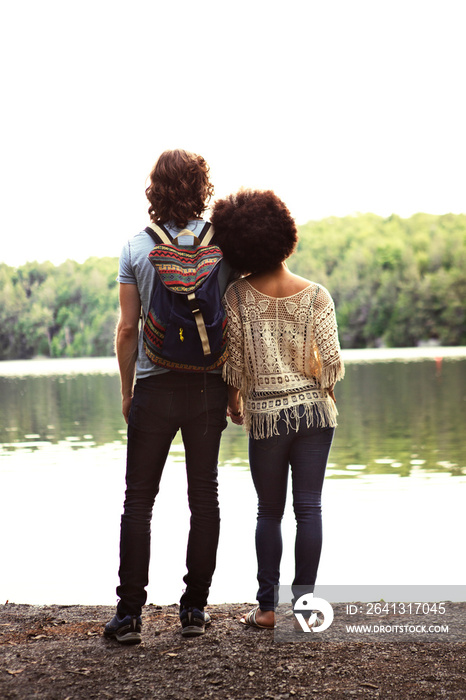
[104,149,230,643]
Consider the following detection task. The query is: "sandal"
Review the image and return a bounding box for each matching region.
[240,606,275,629]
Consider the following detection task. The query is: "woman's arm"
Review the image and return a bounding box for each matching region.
[222,285,245,386]
[222,284,246,424]
[313,287,345,391]
[227,385,243,425]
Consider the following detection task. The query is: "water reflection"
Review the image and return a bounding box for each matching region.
[331,359,465,478]
[1,374,124,449]
[0,358,465,479]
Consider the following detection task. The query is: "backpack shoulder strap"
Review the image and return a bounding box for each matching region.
[171,222,215,247]
[145,222,172,245]
[146,221,215,247]
[199,223,215,246]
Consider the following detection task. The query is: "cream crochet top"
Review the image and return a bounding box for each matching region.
[222,278,345,439]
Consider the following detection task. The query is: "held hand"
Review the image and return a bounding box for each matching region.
[122,396,133,424]
[328,386,336,404]
[227,406,244,425]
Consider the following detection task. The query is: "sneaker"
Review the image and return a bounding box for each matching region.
[180,608,211,637]
[104,614,142,644]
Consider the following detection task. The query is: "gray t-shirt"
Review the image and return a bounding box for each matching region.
[117,220,231,379]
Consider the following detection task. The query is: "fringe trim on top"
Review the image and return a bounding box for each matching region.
[244,397,338,440]
[320,357,345,389]
[222,361,247,391]
[223,359,342,440]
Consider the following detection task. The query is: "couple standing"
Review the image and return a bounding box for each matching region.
[104,149,345,643]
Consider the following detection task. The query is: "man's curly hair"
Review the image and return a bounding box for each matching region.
[145,149,214,228]
[211,189,298,274]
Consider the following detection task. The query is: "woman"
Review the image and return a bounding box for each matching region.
[211,189,345,629]
[105,150,231,643]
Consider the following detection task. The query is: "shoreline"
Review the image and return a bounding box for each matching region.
[0,346,465,377]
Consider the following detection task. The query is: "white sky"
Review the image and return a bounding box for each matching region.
[1,0,465,266]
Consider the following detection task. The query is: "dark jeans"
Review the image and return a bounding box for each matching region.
[248,408,335,611]
[116,371,228,617]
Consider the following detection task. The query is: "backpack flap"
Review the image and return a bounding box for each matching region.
[148,245,223,295]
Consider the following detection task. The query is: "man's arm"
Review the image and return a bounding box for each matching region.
[115,283,141,423]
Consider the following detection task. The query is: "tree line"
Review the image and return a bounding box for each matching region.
[0,257,119,360]
[0,213,464,360]
[290,212,465,348]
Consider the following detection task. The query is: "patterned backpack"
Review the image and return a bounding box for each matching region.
[142,222,228,372]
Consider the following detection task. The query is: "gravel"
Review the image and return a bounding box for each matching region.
[1,603,465,699]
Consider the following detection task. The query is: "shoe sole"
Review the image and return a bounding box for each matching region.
[104,631,142,644]
[181,625,206,638]
[116,632,142,644]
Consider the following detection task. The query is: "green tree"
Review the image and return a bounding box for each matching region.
[1,213,465,359]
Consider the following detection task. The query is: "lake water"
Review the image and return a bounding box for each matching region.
[0,349,465,607]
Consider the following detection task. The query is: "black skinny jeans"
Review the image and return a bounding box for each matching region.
[248,408,335,611]
[116,372,228,617]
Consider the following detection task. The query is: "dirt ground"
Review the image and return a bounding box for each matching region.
[1,602,465,699]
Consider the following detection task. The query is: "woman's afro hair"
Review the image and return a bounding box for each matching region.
[211,189,298,274]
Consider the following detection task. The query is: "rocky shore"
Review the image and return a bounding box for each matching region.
[1,603,465,699]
